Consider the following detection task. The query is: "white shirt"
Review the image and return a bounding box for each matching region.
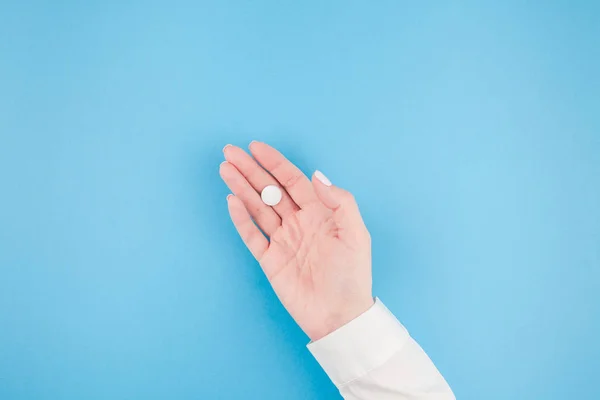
[308,298,455,400]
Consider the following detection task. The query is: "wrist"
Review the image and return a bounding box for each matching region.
[309,297,375,341]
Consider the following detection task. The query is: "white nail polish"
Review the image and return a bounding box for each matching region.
[314,170,332,186]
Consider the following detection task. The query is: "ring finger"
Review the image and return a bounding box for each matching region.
[223,144,299,219]
[219,161,281,236]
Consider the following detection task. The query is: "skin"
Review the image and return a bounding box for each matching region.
[220,141,374,341]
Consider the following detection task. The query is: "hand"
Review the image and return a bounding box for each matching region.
[220,142,374,341]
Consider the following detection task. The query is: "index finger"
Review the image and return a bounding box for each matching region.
[248,141,318,208]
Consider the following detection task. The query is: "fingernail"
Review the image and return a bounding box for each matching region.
[249,140,260,147]
[314,170,332,186]
[223,144,232,152]
[227,194,233,201]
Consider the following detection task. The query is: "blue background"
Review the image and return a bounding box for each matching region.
[1,1,599,399]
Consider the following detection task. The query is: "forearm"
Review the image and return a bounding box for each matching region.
[308,299,455,400]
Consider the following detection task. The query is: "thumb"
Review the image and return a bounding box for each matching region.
[311,170,365,231]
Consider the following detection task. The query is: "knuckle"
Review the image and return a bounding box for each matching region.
[341,191,355,203]
[250,204,264,218]
[270,159,285,175]
[282,172,302,189]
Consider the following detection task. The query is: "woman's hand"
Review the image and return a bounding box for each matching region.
[220,142,374,341]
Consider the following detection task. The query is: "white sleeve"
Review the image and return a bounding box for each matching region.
[307,298,455,400]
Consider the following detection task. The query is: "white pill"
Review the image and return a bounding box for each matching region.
[261,185,282,206]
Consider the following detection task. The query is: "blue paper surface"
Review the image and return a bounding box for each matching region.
[1,2,599,399]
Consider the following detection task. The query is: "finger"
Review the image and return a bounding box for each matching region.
[312,170,366,234]
[223,145,298,218]
[220,161,281,236]
[227,195,269,261]
[249,141,318,208]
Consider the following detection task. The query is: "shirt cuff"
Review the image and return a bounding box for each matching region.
[307,298,411,387]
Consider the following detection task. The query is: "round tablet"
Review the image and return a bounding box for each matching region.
[261,185,282,206]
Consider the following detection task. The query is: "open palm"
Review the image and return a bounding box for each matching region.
[220,142,373,340]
